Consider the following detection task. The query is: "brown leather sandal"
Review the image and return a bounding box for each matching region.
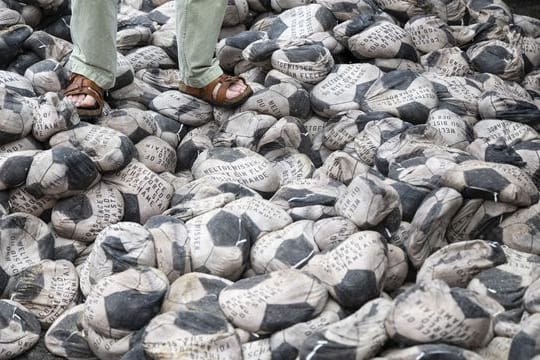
[63,73,105,118]
[178,74,253,108]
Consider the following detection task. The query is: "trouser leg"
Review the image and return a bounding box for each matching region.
[176,0,226,88]
[69,0,118,89]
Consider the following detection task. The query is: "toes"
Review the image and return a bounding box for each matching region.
[225,80,248,99]
[80,95,97,107]
[72,95,84,106]
[231,81,247,91]
[65,94,96,107]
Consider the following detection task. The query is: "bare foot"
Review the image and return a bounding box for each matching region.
[212,77,250,100]
[226,79,248,99]
[66,93,97,108]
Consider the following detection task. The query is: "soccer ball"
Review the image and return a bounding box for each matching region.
[185,208,250,281]
[218,268,328,334]
[250,220,319,274]
[24,58,69,95]
[84,267,168,339]
[10,259,79,327]
[142,309,242,359]
[0,300,40,359]
[25,146,100,199]
[45,304,95,359]
[310,63,383,118]
[0,212,54,277]
[145,215,191,282]
[303,231,388,309]
[86,221,156,285]
[51,181,125,243]
[49,122,136,173]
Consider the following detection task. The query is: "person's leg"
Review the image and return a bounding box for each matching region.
[176,0,250,105]
[68,0,118,109]
[176,0,226,88]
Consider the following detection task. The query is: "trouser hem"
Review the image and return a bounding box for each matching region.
[69,57,116,90]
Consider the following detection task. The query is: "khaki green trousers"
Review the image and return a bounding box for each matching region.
[69,0,226,89]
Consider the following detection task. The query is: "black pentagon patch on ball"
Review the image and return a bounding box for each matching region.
[0,267,9,295]
[509,332,536,360]
[1,213,26,230]
[315,6,337,29]
[145,215,178,229]
[260,302,316,333]
[419,200,443,234]
[389,182,428,221]
[526,214,540,235]
[7,52,41,76]
[0,132,20,149]
[227,31,266,49]
[176,98,202,115]
[272,342,299,360]
[268,19,287,39]
[396,102,431,124]
[472,45,510,74]
[283,45,327,63]
[486,242,507,264]
[187,296,224,317]
[275,237,316,268]
[54,194,94,223]
[353,79,377,104]
[396,42,418,62]
[423,50,441,66]
[229,273,269,290]
[495,100,540,125]
[207,211,248,247]
[38,233,55,260]
[217,182,258,198]
[475,268,525,309]
[333,269,380,309]
[346,14,375,34]
[121,193,141,223]
[104,289,163,331]
[54,243,78,262]
[450,289,490,319]
[0,26,33,66]
[431,81,450,97]
[194,264,211,274]
[378,206,402,235]
[279,188,336,207]
[380,70,417,90]
[240,213,263,240]
[3,301,43,332]
[121,343,147,360]
[0,156,33,188]
[52,147,99,191]
[289,90,311,119]
[100,236,133,273]
[247,40,281,62]
[210,147,246,163]
[462,168,511,199]
[50,312,93,358]
[174,310,228,335]
[515,141,540,152]
[300,333,357,360]
[484,144,524,166]
[118,136,136,168]
[199,277,229,294]
[416,343,473,358]
[171,241,188,273]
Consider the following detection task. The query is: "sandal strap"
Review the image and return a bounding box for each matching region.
[179,74,251,107]
[214,75,238,103]
[64,74,104,107]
